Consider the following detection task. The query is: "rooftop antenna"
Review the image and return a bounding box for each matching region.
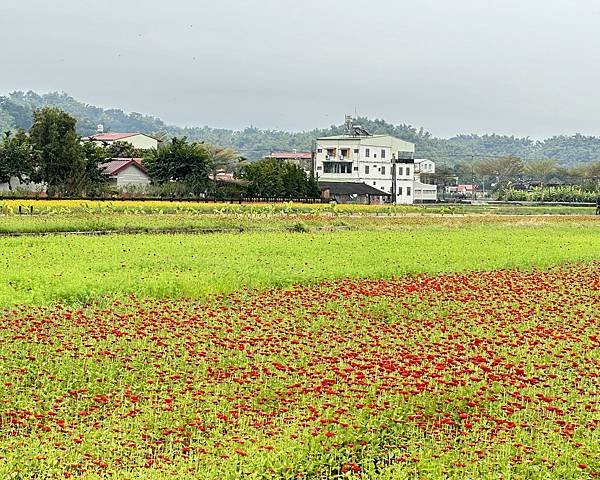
[345,113,371,136]
[344,115,353,135]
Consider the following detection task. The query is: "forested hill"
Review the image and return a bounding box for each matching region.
[2,91,600,166]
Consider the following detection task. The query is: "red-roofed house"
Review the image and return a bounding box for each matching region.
[83,130,160,150]
[100,158,150,187]
[264,151,313,175]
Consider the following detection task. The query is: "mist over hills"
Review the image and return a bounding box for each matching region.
[2,91,600,166]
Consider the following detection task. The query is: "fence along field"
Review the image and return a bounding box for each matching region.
[0,208,598,478]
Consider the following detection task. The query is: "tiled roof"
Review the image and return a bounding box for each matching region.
[267,152,312,160]
[100,158,147,176]
[90,133,140,141]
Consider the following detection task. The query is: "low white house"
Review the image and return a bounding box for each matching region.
[413,181,438,202]
[315,120,437,204]
[100,158,150,188]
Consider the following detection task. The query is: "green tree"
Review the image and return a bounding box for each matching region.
[103,141,145,159]
[0,130,32,190]
[29,107,85,196]
[475,155,524,187]
[143,137,209,195]
[0,109,15,133]
[203,144,240,196]
[524,159,557,186]
[80,142,109,195]
[243,158,319,198]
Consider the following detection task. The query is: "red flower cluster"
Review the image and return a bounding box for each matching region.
[0,262,598,477]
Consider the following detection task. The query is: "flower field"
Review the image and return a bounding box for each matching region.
[0,198,596,218]
[0,263,597,478]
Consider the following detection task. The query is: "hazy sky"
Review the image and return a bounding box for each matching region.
[2,0,600,137]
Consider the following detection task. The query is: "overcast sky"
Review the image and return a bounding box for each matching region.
[2,0,599,137]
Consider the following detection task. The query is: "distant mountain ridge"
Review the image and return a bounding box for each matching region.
[2,91,600,165]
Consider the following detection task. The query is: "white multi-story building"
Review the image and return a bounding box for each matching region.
[315,128,436,204]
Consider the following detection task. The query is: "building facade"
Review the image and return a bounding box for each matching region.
[315,133,435,204]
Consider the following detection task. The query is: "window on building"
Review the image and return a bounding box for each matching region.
[374,153,377,158]
[398,187,403,196]
[406,167,411,176]
[381,166,386,175]
[373,181,377,185]
[365,148,370,158]
[407,187,412,196]
[365,165,370,174]
[317,148,322,153]
[353,166,358,171]
[326,148,336,158]
[323,162,352,174]
[317,166,322,170]
[340,148,349,158]
[381,149,386,159]
[354,149,359,154]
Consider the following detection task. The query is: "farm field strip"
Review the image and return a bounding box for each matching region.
[0,212,598,236]
[1,222,600,307]
[0,198,596,218]
[0,263,597,478]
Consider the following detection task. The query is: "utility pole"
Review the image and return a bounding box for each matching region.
[471,155,476,201]
[391,159,398,205]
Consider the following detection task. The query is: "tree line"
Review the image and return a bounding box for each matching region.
[4,91,600,166]
[0,107,319,198]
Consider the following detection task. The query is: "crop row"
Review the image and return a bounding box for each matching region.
[0,199,596,218]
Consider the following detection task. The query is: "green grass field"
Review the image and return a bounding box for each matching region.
[1,217,599,307]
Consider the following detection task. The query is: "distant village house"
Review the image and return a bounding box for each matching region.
[82,125,160,150]
[100,158,150,188]
[263,151,313,176]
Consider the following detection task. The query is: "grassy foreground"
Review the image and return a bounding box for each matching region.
[1,219,599,307]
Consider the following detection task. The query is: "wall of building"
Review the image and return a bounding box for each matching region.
[0,177,45,193]
[413,181,438,203]
[90,135,158,150]
[114,165,150,187]
[415,159,435,174]
[125,135,159,150]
